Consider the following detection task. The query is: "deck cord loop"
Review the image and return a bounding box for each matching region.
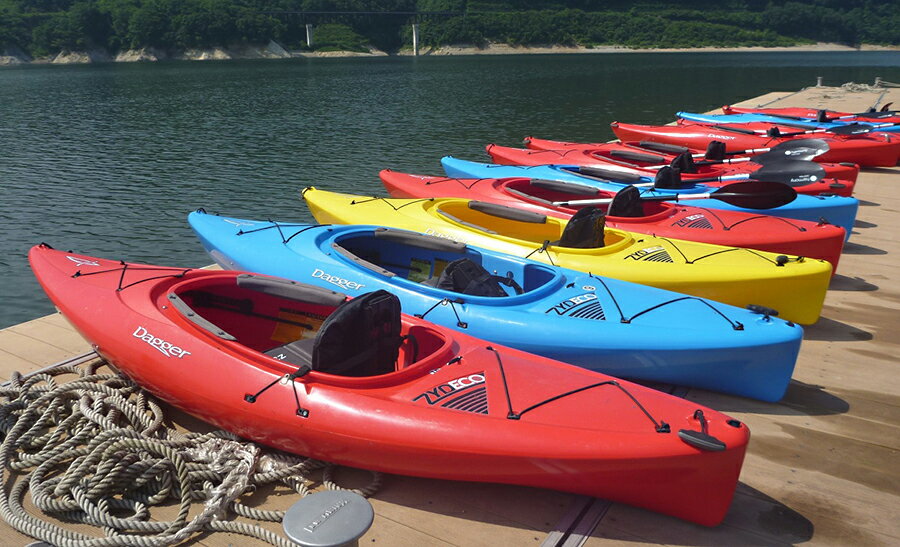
[246,366,312,418]
[349,196,434,210]
[656,236,784,265]
[0,359,381,546]
[524,240,556,266]
[233,222,327,245]
[587,274,740,329]
[486,347,669,432]
[424,176,485,190]
[70,264,191,292]
[415,298,467,328]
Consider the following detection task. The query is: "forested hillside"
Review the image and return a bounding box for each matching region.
[1,1,897,58]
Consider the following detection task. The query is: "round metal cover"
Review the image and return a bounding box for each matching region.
[283,490,374,547]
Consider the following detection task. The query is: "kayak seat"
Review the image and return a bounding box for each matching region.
[705,140,727,161]
[264,337,315,366]
[554,206,606,248]
[608,186,644,218]
[670,151,698,174]
[267,290,403,377]
[654,166,683,189]
[433,257,522,297]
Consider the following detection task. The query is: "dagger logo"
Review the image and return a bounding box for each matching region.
[66,256,100,267]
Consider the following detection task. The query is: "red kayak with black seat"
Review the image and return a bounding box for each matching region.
[610,120,900,168]
[29,244,750,527]
[379,170,845,270]
[524,136,859,184]
[488,143,856,197]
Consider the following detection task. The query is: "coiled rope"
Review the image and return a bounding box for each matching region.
[841,80,900,91]
[0,359,382,546]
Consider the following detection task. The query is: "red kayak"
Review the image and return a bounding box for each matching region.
[611,121,900,168]
[380,170,845,270]
[524,136,859,184]
[29,244,750,527]
[487,143,856,197]
[723,105,900,125]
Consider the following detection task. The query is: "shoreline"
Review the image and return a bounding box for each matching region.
[406,42,900,56]
[2,41,898,66]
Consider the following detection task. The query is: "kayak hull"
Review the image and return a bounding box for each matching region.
[30,244,750,526]
[678,111,900,134]
[610,121,900,168]
[189,212,804,402]
[379,170,846,270]
[301,188,833,325]
[724,105,900,126]
[439,156,860,242]
[507,140,859,190]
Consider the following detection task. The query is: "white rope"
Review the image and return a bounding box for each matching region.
[0,359,382,546]
[841,82,873,92]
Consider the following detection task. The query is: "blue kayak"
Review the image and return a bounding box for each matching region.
[677,111,900,134]
[189,210,803,401]
[440,156,858,240]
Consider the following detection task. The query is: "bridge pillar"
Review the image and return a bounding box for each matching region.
[306,24,314,47]
[412,23,419,56]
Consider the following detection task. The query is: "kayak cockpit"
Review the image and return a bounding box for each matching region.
[166,274,451,384]
[555,166,710,195]
[502,178,671,219]
[329,227,561,300]
[431,199,632,251]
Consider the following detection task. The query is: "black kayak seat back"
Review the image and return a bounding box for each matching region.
[528,178,599,196]
[467,201,547,224]
[556,206,606,249]
[608,186,644,218]
[653,166,683,189]
[669,151,698,173]
[705,140,727,161]
[267,290,403,377]
[434,257,517,297]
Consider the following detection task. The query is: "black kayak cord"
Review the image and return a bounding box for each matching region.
[424,176,486,190]
[349,196,434,210]
[487,346,669,433]
[587,273,740,329]
[72,264,191,292]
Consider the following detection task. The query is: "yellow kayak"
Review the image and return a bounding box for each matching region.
[302,187,831,324]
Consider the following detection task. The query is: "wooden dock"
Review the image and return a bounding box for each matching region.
[1,83,898,545]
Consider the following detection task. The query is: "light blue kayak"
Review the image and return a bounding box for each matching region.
[677,111,900,133]
[440,156,858,240]
[189,210,803,401]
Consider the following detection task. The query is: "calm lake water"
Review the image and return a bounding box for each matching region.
[2,51,899,328]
